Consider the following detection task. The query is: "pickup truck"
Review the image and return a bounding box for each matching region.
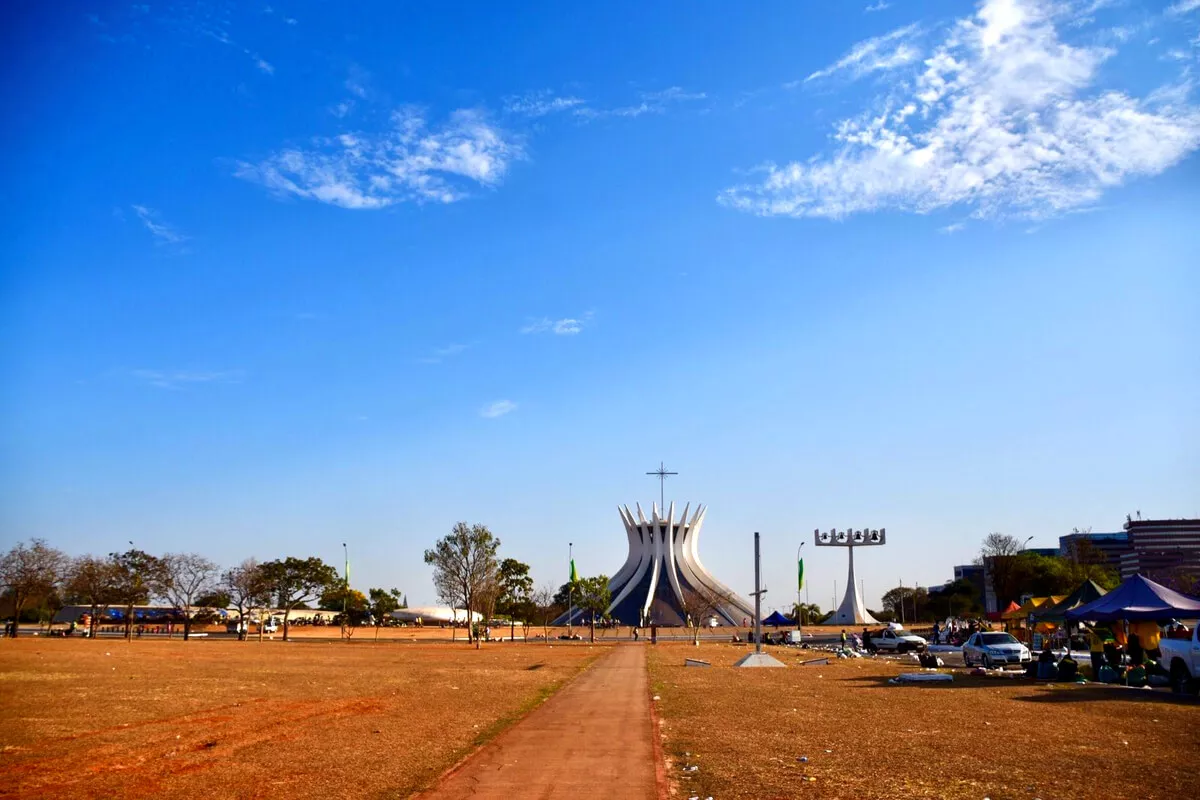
[871,627,927,654]
[1160,625,1200,695]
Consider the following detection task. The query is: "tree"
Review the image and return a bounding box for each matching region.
[63,555,118,638]
[109,549,166,641]
[978,532,1028,609]
[196,589,231,610]
[159,553,218,641]
[881,585,931,622]
[0,539,67,637]
[790,602,823,627]
[423,522,501,647]
[678,585,735,645]
[258,557,338,642]
[368,588,402,642]
[574,575,611,643]
[221,559,272,642]
[496,558,533,642]
[320,585,369,635]
[531,583,558,643]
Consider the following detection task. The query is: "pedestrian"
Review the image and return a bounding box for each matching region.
[862,627,873,653]
[840,629,847,649]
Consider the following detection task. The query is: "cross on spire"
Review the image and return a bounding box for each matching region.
[645,461,678,514]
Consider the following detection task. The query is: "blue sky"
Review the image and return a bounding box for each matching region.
[2,0,1198,611]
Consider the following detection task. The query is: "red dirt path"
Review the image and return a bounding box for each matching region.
[420,644,660,800]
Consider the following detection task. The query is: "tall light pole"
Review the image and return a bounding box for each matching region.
[567,542,573,637]
[342,543,348,636]
[1022,536,1034,551]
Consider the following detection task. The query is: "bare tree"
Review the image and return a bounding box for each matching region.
[978,532,1027,610]
[222,559,271,641]
[678,585,735,645]
[531,583,557,644]
[424,522,500,648]
[64,556,119,638]
[0,539,67,637]
[159,553,218,640]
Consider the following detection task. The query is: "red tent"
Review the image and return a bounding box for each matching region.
[986,600,1020,621]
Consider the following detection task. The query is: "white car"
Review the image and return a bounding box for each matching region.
[962,631,1031,668]
[871,627,927,653]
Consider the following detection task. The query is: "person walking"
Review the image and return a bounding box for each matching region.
[840,629,847,650]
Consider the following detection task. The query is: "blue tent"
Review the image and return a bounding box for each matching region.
[762,610,795,626]
[1066,574,1200,622]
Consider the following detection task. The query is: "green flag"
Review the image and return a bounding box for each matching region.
[798,557,805,592]
[569,559,578,583]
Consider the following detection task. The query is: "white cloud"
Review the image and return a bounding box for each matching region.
[504,90,586,117]
[131,205,189,245]
[285,17,298,26]
[480,400,516,418]
[132,369,242,389]
[254,56,274,75]
[235,108,522,209]
[1167,0,1200,15]
[329,100,354,118]
[521,312,593,335]
[721,0,1200,221]
[566,87,707,120]
[940,222,966,233]
[806,23,922,82]
[865,1,892,12]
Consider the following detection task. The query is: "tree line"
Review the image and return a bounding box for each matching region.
[0,539,408,642]
[2,521,615,646]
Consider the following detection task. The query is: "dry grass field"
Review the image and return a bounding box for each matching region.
[649,643,1200,800]
[0,638,601,799]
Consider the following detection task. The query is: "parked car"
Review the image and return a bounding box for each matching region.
[962,631,1031,668]
[1159,625,1200,695]
[872,627,927,653]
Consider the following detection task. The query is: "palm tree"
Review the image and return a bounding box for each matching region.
[791,602,823,626]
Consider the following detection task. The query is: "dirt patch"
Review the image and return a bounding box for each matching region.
[0,638,601,799]
[648,642,1200,800]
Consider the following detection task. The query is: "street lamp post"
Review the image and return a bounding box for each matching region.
[342,543,348,639]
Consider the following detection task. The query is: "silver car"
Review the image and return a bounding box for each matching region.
[962,631,1031,668]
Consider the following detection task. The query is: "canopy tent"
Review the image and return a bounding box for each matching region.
[1030,580,1108,623]
[988,600,1021,621]
[1065,574,1200,622]
[762,610,795,627]
[1002,596,1060,621]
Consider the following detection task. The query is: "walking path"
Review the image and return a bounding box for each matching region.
[421,644,660,800]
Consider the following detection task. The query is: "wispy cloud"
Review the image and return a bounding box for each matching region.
[506,87,707,121]
[721,0,1200,221]
[1167,0,1200,15]
[805,23,922,82]
[480,400,516,418]
[574,87,707,120]
[865,1,892,12]
[504,90,586,117]
[235,108,522,209]
[131,205,189,245]
[255,56,274,75]
[418,343,472,364]
[329,100,354,118]
[520,312,593,335]
[940,222,966,234]
[131,369,243,389]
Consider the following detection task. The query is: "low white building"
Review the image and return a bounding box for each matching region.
[390,606,481,625]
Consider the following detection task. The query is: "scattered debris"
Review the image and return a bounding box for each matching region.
[685,658,711,668]
[889,672,954,684]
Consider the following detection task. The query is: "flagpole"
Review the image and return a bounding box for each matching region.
[796,541,805,633]
[568,542,573,637]
[342,542,348,639]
